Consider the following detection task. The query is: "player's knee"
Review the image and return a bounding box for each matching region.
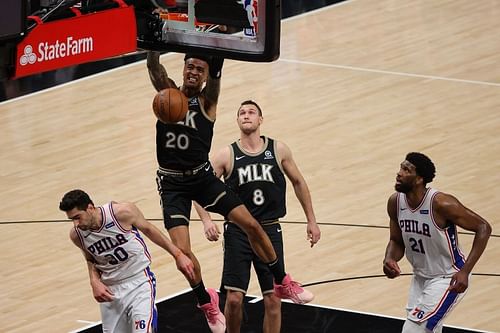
[228,206,258,230]
[263,294,281,315]
[225,290,244,311]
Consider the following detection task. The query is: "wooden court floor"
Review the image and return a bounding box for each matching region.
[0,0,499,332]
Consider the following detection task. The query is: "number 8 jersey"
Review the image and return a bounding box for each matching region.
[397,188,466,278]
[224,136,286,223]
[74,202,152,284]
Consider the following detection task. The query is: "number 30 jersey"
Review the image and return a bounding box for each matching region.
[224,136,286,223]
[74,202,152,284]
[397,188,466,278]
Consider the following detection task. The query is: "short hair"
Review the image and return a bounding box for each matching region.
[184,53,210,65]
[59,189,94,212]
[238,100,262,116]
[405,152,436,184]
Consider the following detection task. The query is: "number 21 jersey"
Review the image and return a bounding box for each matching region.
[397,188,466,278]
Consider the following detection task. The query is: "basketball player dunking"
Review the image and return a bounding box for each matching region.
[383,152,491,333]
[196,100,321,333]
[146,52,315,333]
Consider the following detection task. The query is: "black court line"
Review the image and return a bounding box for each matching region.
[301,273,500,288]
[1,218,499,240]
[71,289,491,333]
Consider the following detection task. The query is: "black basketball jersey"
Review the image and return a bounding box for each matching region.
[225,136,286,222]
[156,95,214,169]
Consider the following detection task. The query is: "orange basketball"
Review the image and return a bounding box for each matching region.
[152,88,189,124]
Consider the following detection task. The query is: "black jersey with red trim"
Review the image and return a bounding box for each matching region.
[156,95,214,169]
[225,136,286,222]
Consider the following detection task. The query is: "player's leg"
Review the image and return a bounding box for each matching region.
[100,298,122,333]
[199,172,313,304]
[262,293,281,333]
[127,270,158,333]
[157,173,203,285]
[225,290,245,333]
[404,275,466,333]
[229,206,314,304]
[221,222,253,333]
[194,166,276,263]
[157,173,225,333]
[254,223,284,333]
[228,205,278,263]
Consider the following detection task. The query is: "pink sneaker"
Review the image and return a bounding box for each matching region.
[197,288,226,333]
[273,274,314,304]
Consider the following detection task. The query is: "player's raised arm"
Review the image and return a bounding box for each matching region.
[146,51,177,91]
[202,57,224,117]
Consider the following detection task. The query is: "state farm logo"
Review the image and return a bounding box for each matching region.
[20,45,37,65]
[19,36,94,66]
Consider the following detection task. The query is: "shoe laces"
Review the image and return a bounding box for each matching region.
[280,279,305,304]
[285,279,303,293]
[202,303,220,323]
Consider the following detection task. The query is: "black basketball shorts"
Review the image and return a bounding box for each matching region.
[156,163,242,230]
[222,222,284,294]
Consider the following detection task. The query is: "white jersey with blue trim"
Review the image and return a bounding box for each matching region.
[397,188,466,278]
[74,202,152,284]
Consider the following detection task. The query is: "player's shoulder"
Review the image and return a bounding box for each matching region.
[214,144,232,158]
[69,227,83,248]
[69,227,78,240]
[110,201,137,219]
[273,138,291,155]
[431,190,461,209]
[213,145,232,169]
[388,192,399,204]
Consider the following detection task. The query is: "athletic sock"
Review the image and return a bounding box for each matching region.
[192,280,211,305]
[267,258,286,284]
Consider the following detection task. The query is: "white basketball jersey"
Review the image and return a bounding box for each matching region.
[75,202,152,284]
[397,188,466,278]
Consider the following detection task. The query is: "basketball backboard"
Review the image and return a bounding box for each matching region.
[136,0,281,62]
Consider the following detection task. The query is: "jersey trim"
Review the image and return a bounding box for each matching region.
[429,191,445,231]
[204,191,226,209]
[421,289,460,330]
[144,267,157,332]
[96,207,106,233]
[273,139,285,175]
[133,226,152,261]
[227,144,235,177]
[192,94,215,123]
[108,202,129,233]
[235,136,269,157]
[403,187,431,213]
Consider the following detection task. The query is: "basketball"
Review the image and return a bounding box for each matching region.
[152,88,189,123]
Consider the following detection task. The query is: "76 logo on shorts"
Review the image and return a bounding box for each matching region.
[411,307,426,320]
[135,320,146,330]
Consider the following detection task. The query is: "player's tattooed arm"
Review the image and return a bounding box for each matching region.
[146,51,176,91]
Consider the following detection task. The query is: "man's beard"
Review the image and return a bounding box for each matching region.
[395,182,412,193]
